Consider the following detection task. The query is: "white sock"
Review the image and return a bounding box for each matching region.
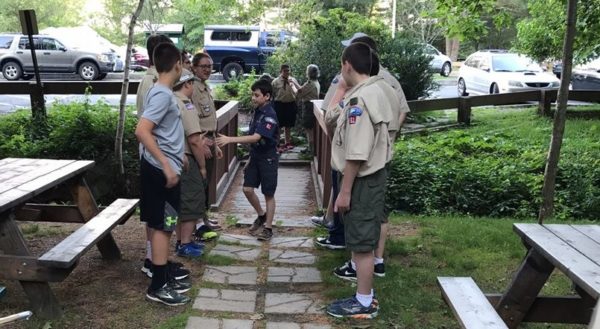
[374,257,384,265]
[350,260,357,270]
[355,292,373,307]
[145,240,152,260]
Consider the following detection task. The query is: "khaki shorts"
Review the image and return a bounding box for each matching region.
[180,155,206,222]
[341,168,387,252]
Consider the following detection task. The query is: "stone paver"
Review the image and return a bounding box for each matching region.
[267,267,322,283]
[265,293,323,314]
[203,266,257,285]
[219,233,262,246]
[270,236,314,249]
[208,244,261,261]
[236,215,313,228]
[193,289,256,313]
[266,323,331,329]
[186,317,254,329]
[269,249,315,265]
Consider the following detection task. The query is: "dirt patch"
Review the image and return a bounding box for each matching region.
[387,220,420,238]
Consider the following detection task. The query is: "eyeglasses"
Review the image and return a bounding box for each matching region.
[194,64,212,69]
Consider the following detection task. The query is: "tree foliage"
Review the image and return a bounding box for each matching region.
[514,0,600,62]
[0,0,82,32]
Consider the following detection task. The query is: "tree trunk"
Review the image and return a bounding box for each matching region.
[538,0,578,223]
[115,0,145,174]
[445,37,460,61]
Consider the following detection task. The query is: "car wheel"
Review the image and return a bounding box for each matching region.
[2,61,23,81]
[491,83,499,94]
[78,61,99,81]
[97,73,107,80]
[222,62,243,81]
[457,78,468,96]
[441,62,452,77]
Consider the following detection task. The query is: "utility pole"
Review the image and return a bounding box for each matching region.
[391,0,397,38]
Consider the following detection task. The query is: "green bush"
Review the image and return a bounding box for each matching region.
[0,101,139,203]
[213,72,258,111]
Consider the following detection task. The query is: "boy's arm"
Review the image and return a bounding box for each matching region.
[135,118,179,188]
[187,132,208,178]
[216,133,261,147]
[335,160,361,213]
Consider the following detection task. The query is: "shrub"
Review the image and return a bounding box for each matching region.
[213,71,258,111]
[0,101,139,203]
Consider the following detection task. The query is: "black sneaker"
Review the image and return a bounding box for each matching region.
[146,285,190,306]
[141,259,153,278]
[168,261,190,280]
[326,296,379,319]
[256,227,273,241]
[315,237,345,250]
[248,214,266,235]
[374,263,385,278]
[167,277,192,293]
[334,261,357,281]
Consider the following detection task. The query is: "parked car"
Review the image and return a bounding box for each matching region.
[457,50,560,96]
[425,44,452,76]
[571,57,600,90]
[203,25,272,81]
[0,33,115,81]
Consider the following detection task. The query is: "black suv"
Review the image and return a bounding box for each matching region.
[0,34,115,81]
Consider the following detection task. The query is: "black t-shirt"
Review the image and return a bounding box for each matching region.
[249,102,279,155]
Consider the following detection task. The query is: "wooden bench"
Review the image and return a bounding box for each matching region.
[438,277,508,329]
[38,198,139,269]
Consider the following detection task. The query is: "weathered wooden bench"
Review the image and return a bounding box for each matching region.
[38,198,139,268]
[437,277,508,329]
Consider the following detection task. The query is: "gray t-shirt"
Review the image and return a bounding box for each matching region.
[141,84,185,175]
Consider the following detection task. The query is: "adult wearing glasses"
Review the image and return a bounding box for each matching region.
[191,52,223,233]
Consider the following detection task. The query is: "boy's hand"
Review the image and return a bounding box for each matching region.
[334,191,351,213]
[338,76,349,92]
[216,134,230,147]
[200,167,207,179]
[163,165,179,188]
[215,145,224,159]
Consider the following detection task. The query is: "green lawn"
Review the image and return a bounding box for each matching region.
[316,215,589,329]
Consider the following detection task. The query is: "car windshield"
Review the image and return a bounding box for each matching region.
[492,55,542,72]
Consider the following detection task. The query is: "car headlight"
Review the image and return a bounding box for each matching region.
[550,81,560,87]
[97,54,111,63]
[508,80,524,87]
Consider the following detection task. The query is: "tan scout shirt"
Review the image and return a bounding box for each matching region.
[136,67,158,118]
[296,80,320,102]
[331,76,394,177]
[175,91,203,155]
[272,76,298,103]
[191,80,217,133]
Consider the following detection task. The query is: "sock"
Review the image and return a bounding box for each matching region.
[145,241,152,260]
[374,257,384,265]
[149,264,168,291]
[265,227,272,231]
[177,240,181,245]
[355,292,373,308]
[350,260,357,271]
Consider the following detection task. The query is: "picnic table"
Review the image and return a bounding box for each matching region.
[0,158,138,319]
[439,223,600,329]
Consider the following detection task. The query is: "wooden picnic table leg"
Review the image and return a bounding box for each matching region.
[0,211,62,319]
[69,176,121,260]
[496,248,555,328]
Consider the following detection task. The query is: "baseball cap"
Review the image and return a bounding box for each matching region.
[341,32,368,47]
[174,69,197,87]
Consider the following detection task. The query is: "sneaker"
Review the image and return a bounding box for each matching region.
[285,143,295,151]
[141,259,153,278]
[204,219,222,230]
[146,285,190,306]
[334,261,357,282]
[310,215,325,227]
[168,262,190,280]
[256,227,273,241]
[315,237,345,250]
[248,214,266,235]
[374,263,385,278]
[177,243,203,258]
[326,296,379,319]
[194,225,218,242]
[167,277,192,294]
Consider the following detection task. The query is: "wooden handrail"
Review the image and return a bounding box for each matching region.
[312,100,332,208]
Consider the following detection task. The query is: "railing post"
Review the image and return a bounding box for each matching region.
[538,90,552,117]
[457,96,472,125]
[29,82,48,139]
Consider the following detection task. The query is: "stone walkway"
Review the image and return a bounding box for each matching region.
[186,232,332,329]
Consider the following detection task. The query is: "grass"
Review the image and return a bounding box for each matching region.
[317,215,587,329]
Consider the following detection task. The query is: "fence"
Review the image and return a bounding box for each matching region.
[0,81,239,209]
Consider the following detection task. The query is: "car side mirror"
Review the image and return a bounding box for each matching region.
[59,46,67,52]
[480,65,490,72]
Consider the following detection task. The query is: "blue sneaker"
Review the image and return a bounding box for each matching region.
[326,296,379,319]
[189,241,205,251]
[177,243,203,258]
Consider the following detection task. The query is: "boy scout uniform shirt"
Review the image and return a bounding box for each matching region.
[191,80,217,133]
[296,80,320,102]
[272,76,299,103]
[136,67,158,118]
[331,76,394,177]
[249,103,279,155]
[175,91,203,155]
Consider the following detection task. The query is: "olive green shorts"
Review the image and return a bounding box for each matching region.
[341,168,387,252]
[180,154,207,222]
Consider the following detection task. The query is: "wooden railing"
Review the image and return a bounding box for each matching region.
[0,81,239,209]
[311,89,600,208]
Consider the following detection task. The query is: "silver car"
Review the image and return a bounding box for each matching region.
[457,50,560,96]
[0,34,115,81]
[425,44,452,77]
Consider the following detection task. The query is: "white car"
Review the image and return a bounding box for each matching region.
[425,44,452,77]
[457,50,560,96]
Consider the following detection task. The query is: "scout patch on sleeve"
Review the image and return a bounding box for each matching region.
[264,117,277,124]
[349,97,359,106]
[266,123,273,130]
[332,77,339,84]
[348,106,363,125]
[185,102,195,111]
[338,100,345,109]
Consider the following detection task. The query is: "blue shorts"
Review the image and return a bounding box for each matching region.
[243,153,279,196]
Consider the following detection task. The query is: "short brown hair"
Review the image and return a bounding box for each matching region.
[146,34,172,66]
[192,52,212,66]
[153,42,181,74]
[341,42,379,76]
